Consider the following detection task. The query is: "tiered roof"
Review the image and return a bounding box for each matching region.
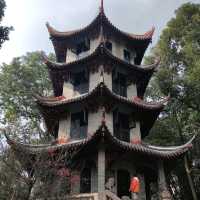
[35,81,169,138]
[6,124,195,172]
[46,2,154,63]
[43,42,160,97]
[6,1,195,174]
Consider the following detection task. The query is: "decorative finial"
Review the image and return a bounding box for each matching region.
[100,0,104,12]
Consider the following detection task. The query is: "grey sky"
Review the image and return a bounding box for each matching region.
[0,0,199,64]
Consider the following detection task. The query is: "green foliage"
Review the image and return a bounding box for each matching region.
[145,2,200,199]
[0,0,12,48]
[0,52,54,199]
[0,51,53,140]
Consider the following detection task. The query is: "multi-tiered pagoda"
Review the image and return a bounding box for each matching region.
[7,1,194,200]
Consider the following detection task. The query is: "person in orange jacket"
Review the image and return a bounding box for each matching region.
[129,176,140,200]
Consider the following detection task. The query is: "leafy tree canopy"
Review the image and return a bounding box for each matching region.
[145,3,200,199]
[0,0,12,48]
[0,52,53,142]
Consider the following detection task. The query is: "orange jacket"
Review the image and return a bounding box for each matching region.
[129,177,140,193]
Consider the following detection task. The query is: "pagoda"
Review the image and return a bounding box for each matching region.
[6,1,195,200]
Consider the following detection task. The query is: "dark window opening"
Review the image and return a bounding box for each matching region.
[70,110,88,140]
[105,41,112,52]
[80,167,91,193]
[73,71,89,94]
[117,170,131,198]
[112,71,127,97]
[75,38,90,55]
[124,49,131,63]
[113,110,130,142]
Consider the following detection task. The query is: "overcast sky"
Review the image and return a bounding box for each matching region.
[0,0,199,64]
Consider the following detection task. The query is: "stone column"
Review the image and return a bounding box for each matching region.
[158,161,172,200]
[98,145,105,193]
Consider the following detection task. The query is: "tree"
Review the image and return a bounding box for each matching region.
[0,52,53,142]
[0,0,12,48]
[145,3,200,199]
[0,52,54,199]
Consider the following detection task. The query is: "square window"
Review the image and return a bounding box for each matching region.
[105,41,112,52]
[124,49,131,62]
[76,38,90,55]
[70,110,88,139]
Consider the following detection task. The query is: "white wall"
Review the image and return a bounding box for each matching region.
[130,122,141,143]
[63,82,74,99]
[58,115,71,140]
[127,83,137,98]
[88,109,102,136]
[89,70,100,91]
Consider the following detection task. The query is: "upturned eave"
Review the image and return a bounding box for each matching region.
[6,124,194,163]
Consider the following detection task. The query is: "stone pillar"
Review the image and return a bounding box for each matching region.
[138,174,146,200]
[158,161,172,200]
[127,84,137,99]
[63,82,74,99]
[130,122,141,144]
[58,115,70,140]
[98,146,105,193]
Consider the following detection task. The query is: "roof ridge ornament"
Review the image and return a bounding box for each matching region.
[100,0,104,13]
